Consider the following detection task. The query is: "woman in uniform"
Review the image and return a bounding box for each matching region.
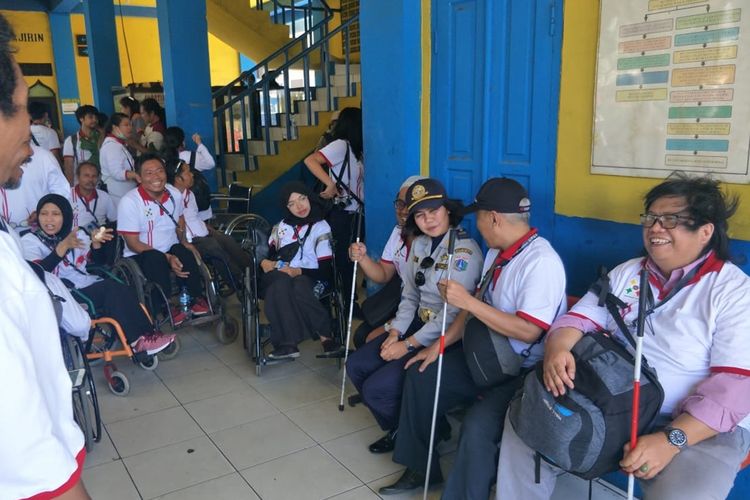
[345,178,484,453]
[99,113,138,204]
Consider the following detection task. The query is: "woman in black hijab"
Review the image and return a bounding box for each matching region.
[259,181,342,359]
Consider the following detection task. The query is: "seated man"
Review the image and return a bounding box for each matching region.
[497,174,750,500]
[167,159,250,289]
[0,142,70,235]
[71,161,118,264]
[117,152,208,324]
[380,178,567,497]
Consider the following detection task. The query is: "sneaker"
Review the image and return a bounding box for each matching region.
[267,346,300,360]
[170,306,189,326]
[191,297,210,316]
[132,332,176,355]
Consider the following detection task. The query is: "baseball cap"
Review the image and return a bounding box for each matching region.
[406,178,447,215]
[463,177,531,214]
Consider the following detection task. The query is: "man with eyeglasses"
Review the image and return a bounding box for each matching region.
[117,152,209,324]
[496,173,750,500]
[379,177,567,496]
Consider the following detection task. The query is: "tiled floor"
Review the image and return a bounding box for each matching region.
[80,300,630,499]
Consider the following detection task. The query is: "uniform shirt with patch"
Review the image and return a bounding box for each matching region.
[569,254,750,428]
[117,185,183,257]
[31,123,61,151]
[21,229,100,289]
[318,139,364,212]
[99,136,136,203]
[71,186,117,231]
[391,229,483,347]
[481,232,567,366]
[180,188,210,241]
[0,230,86,499]
[269,219,333,268]
[380,224,409,278]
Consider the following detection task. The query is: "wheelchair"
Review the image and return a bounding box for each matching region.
[240,220,348,376]
[60,331,101,452]
[210,182,254,232]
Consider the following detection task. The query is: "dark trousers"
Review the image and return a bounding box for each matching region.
[345,315,423,431]
[132,244,203,299]
[80,279,152,344]
[327,207,364,309]
[261,270,331,349]
[192,232,250,288]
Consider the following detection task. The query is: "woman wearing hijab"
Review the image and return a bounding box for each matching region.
[21,194,174,355]
[259,181,342,360]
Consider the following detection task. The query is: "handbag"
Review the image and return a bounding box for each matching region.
[361,274,402,326]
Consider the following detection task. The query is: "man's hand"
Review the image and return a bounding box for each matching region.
[438,279,473,309]
[167,253,189,278]
[405,341,439,372]
[543,344,576,396]
[620,432,680,480]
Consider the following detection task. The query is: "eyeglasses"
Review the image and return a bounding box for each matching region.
[393,199,407,210]
[639,213,694,229]
[287,195,308,209]
[414,256,435,287]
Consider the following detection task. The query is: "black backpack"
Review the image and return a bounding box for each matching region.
[189,150,212,211]
[508,267,665,481]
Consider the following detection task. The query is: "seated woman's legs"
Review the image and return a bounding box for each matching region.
[290,275,334,345]
[261,270,307,358]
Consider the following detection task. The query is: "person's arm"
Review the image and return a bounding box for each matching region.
[121,233,152,254]
[62,156,74,185]
[303,151,337,199]
[542,326,584,397]
[349,241,396,284]
[193,139,216,171]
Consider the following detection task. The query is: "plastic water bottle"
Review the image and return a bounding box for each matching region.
[312,281,326,299]
[178,286,191,313]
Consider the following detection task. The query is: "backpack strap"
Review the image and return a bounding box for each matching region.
[588,266,638,350]
[328,142,364,207]
[31,133,40,146]
[189,150,196,170]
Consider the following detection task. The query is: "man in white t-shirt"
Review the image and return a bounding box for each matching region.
[0,143,70,235]
[28,100,62,166]
[62,104,99,185]
[118,153,209,324]
[0,14,90,499]
[380,178,567,497]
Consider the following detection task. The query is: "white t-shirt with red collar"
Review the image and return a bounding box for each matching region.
[180,188,209,241]
[318,139,364,212]
[117,185,183,257]
[380,224,409,278]
[568,254,750,427]
[269,219,333,269]
[71,186,117,231]
[482,231,568,366]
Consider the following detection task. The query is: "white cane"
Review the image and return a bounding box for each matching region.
[339,208,364,411]
[627,267,649,500]
[423,228,457,498]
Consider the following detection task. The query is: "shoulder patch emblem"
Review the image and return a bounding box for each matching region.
[455,247,473,255]
[454,257,469,272]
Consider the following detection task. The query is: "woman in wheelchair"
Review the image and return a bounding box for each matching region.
[259,182,343,360]
[21,194,175,355]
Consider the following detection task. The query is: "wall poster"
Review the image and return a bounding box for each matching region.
[592,0,750,181]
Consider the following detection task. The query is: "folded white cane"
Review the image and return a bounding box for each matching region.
[423,229,457,498]
[627,267,649,500]
[339,208,364,411]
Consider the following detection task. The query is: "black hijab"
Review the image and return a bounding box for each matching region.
[280,181,324,226]
[35,193,74,246]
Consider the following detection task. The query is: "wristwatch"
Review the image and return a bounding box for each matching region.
[404,339,417,352]
[663,427,688,449]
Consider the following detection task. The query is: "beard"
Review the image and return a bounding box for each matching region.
[2,176,21,189]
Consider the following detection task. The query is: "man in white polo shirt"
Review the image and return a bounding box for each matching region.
[71,161,117,231]
[62,104,99,184]
[0,14,90,499]
[380,178,567,497]
[118,152,209,324]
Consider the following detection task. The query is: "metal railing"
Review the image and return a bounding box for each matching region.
[212,2,358,185]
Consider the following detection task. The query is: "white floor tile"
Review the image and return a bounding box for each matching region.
[252,370,339,411]
[230,358,312,384]
[240,446,362,500]
[155,348,224,380]
[211,413,315,470]
[82,460,140,500]
[184,387,278,434]
[322,426,405,484]
[326,485,380,499]
[123,436,234,499]
[95,374,180,424]
[286,396,376,442]
[107,406,203,458]
[208,341,253,365]
[84,427,120,469]
[153,473,260,500]
[162,365,248,404]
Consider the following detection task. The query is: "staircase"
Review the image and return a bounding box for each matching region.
[211,1,361,191]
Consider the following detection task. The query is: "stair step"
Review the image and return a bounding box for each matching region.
[296,99,331,115]
[330,73,360,87]
[266,126,297,141]
[313,85,353,101]
[278,112,316,127]
[247,139,279,156]
[333,63,360,75]
[223,153,255,172]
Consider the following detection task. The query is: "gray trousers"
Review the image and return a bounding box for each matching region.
[496,414,750,500]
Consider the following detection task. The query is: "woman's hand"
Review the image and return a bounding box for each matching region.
[620,432,680,480]
[56,229,85,257]
[320,181,338,199]
[260,259,276,273]
[166,253,189,278]
[404,341,440,372]
[349,242,368,262]
[91,227,114,248]
[381,329,400,351]
[381,340,409,361]
[278,266,302,277]
[543,344,577,397]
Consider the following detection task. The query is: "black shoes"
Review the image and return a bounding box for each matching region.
[267,345,300,360]
[378,467,443,495]
[316,338,346,358]
[369,428,397,454]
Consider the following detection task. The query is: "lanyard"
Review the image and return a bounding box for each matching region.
[150,192,179,228]
[478,233,539,296]
[79,191,99,224]
[0,188,7,221]
[34,231,89,277]
[643,260,703,317]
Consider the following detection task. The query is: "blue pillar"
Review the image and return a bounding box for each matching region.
[156,0,217,192]
[83,0,121,115]
[48,12,80,138]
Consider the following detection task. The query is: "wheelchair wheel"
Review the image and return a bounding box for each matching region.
[158,336,181,360]
[224,214,271,262]
[66,336,101,448]
[72,388,94,452]
[108,370,130,396]
[138,354,159,371]
[216,315,239,344]
[111,258,148,306]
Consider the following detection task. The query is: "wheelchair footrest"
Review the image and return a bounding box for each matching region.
[316,347,347,359]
